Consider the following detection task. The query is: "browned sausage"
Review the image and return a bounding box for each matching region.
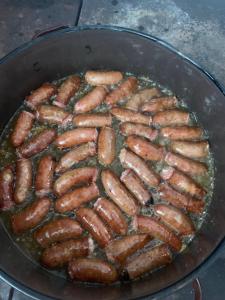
[76,207,112,248]
[101,169,138,216]
[11,197,51,235]
[153,109,189,127]
[11,111,35,147]
[120,169,151,205]
[105,77,138,106]
[160,167,206,199]
[25,83,56,109]
[68,258,118,284]
[73,113,112,127]
[170,141,209,159]
[111,108,152,125]
[54,167,98,196]
[34,218,83,247]
[85,70,123,85]
[55,142,96,174]
[14,159,32,204]
[54,128,98,149]
[126,88,161,111]
[55,183,99,213]
[160,126,203,141]
[133,215,182,251]
[165,152,208,176]
[94,197,128,235]
[124,244,172,279]
[158,183,204,214]
[35,155,55,197]
[98,127,116,165]
[119,148,160,188]
[74,86,108,113]
[120,122,158,141]
[105,234,151,264]
[17,129,56,158]
[126,135,165,161]
[36,105,72,126]
[54,75,81,108]
[0,166,14,211]
[41,237,92,268]
[153,204,195,235]
[141,96,178,113]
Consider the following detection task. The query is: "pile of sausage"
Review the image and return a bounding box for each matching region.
[0,70,210,284]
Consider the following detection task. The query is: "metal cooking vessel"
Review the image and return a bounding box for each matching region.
[0,25,225,300]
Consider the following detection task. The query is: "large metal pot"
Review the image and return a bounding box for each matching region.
[0,25,225,300]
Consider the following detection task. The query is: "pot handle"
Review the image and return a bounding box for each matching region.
[32,25,70,40]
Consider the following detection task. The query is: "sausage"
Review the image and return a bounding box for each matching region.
[170,141,209,159]
[76,207,112,248]
[153,109,190,127]
[41,237,92,268]
[0,166,14,211]
[68,258,118,284]
[120,169,151,205]
[126,88,161,111]
[105,77,138,106]
[34,218,83,247]
[55,142,96,174]
[11,111,35,147]
[160,167,206,199]
[35,155,55,197]
[153,204,195,235]
[54,75,81,108]
[74,86,108,113]
[55,183,99,213]
[119,148,160,188]
[94,197,128,235]
[25,83,56,109]
[126,135,165,161]
[17,129,56,158]
[111,108,152,125]
[14,159,32,204]
[164,152,208,176]
[124,244,172,279]
[11,197,51,235]
[98,127,116,165]
[141,96,178,113]
[120,122,158,141]
[41,237,91,268]
[105,234,151,264]
[101,169,138,216]
[73,113,112,127]
[54,128,98,149]
[158,183,205,214]
[54,167,98,196]
[133,215,182,252]
[160,126,203,141]
[36,105,72,126]
[85,70,123,85]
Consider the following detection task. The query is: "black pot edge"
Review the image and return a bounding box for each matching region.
[0,24,224,300]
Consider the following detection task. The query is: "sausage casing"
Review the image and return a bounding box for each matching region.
[73,113,112,127]
[120,122,158,141]
[141,96,177,113]
[170,141,209,159]
[85,70,123,85]
[11,111,34,147]
[35,155,55,197]
[101,169,138,216]
[26,83,56,109]
[17,129,56,158]
[153,109,189,127]
[94,197,128,235]
[34,217,83,247]
[68,258,118,283]
[76,207,112,248]
[36,105,72,125]
[55,183,99,213]
[126,88,161,111]
[160,126,203,141]
[11,197,51,234]
[98,127,116,165]
[0,166,14,211]
[14,159,32,204]
[111,108,152,125]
